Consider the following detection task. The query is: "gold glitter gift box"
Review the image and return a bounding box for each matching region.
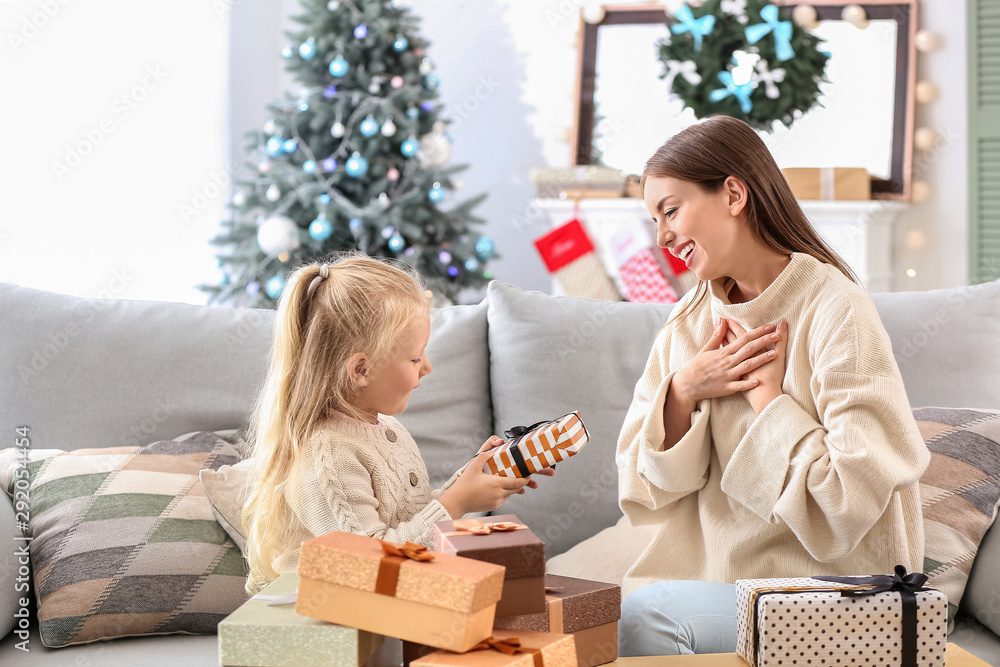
[410,629,577,667]
[296,531,507,653]
[218,572,385,667]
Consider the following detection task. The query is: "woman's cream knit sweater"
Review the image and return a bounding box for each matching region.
[272,413,452,575]
[617,252,929,598]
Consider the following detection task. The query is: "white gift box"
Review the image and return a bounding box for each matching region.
[736,568,948,667]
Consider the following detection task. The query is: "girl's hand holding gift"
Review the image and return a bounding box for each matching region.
[439,436,555,518]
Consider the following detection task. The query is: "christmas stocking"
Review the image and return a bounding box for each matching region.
[534,218,620,301]
[612,228,679,304]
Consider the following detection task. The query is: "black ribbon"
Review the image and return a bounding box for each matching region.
[812,565,930,667]
[503,420,550,478]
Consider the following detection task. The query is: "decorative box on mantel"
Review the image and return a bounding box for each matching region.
[534,198,908,294]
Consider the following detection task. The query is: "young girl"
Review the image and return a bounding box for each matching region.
[242,254,549,595]
[616,116,929,655]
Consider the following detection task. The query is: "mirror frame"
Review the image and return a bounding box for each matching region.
[571,1,919,200]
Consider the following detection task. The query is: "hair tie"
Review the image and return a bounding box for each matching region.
[306,264,330,300]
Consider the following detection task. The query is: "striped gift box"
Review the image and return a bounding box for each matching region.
[484,412,590,478]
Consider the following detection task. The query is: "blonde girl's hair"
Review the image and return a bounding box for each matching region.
[242,252,429,594]
[641,115,859,328]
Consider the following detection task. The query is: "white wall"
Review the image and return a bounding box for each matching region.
[0,0,230,304]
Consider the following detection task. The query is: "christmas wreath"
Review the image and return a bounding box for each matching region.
[657,0,830,131]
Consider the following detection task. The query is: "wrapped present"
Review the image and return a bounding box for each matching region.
[434,515,546,617]
[411,629,577,667]
[737,566,948,667]
[218,572,384,667]
[534,219,621,302]
[494,574,620,667]
[611,228,678,304]
[466,412,590,479]
[781,167,871,200]
[296,532,506,653]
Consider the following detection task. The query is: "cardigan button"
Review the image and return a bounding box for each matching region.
[409,472,418,487]
[385,428,397,442]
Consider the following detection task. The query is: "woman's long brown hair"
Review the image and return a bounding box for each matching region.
[642,115,859,327]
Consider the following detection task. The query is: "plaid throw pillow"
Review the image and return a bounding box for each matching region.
[916,407,1000,628]
[0,431,250,647]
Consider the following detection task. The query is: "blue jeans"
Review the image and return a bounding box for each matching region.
[619,581,738,656]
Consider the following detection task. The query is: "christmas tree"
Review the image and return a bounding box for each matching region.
[199,0,495,307]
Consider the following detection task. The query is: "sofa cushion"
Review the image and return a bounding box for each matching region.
[869,280,1000,410]
[916,407,1000,629]
[486,281,674,556]
[397,301,493,489]
[0,283,275,452]
[0,492,21,641]
[0,431,249,647]
[961,520,1000,638]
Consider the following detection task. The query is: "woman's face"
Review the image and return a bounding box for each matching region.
[643,175,745,282]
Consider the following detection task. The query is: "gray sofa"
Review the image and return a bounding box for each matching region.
[1,278,999,665]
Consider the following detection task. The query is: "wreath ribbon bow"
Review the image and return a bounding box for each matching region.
[709,71,754,113]
[745,4,795,62]
[671,5,716,53]
[664,59,702,92]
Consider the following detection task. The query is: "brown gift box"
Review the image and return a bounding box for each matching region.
[434,515,546,617]
[411,629,577,667]
[495,574,621,667]
[296,531,506,653]
[781,167,871,201]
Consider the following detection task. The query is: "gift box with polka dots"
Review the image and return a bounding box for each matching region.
[736,575,948,667]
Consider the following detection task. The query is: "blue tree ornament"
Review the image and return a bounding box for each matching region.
[299,40,317,60]
[309,217,333,241]
[475,236,495,260]
[345,152,369,178]
[266,275,286,299]
[360,115,380,137]
[400,137,420,157]
[393,35,409,52]
[388,233,406,251]
[428,184,446,203]
[329,57,350,77]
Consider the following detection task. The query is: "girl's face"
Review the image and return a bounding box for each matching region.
[354,314,432,421]
[643,175,746,283]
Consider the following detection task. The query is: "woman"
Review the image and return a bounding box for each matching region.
[616,116,928,656]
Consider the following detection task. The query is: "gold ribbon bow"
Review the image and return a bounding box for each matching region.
[375,540,435,597]
[470,636,544,666]
[449,519,527,535]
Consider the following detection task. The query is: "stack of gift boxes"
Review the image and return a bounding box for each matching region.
[219,517,621,667]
